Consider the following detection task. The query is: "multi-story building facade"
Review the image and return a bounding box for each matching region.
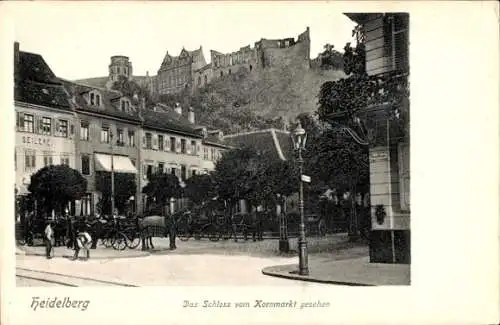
[61,80,142,216]
[140,104,231,212]
[15,43,233,218]
[14,44,77,204]
[344,13,410,264]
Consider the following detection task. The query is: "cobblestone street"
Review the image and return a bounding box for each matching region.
[16,234,367,286]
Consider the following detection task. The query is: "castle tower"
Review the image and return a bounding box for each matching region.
[108,55,133,83]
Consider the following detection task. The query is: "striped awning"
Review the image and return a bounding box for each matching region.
[94,154,137,174]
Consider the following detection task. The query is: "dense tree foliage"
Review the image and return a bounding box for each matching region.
[184,173,218,206]
[214,147,298,212]
[142,172,181,215]
[95,172,137,215]
[317,43,344,70]
[28,165,87,215]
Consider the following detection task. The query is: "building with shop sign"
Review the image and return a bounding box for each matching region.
[14,43,77,203]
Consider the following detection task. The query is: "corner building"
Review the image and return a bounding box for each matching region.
[14,44,77,205]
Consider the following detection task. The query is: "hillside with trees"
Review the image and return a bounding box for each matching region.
[159,63,345,134]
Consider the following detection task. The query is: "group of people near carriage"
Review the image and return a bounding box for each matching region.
[17,203,271,261]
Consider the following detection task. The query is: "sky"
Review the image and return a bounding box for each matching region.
[8,2,356,80]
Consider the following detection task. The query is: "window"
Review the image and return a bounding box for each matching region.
[171,167,177,176]
[128,131,135,147]
[170,137,176,152]
[220,71,223,77]
[181,139,186,153]
[96,94,101,106]
[191,169,196,177]
[60,156,70,166]
[158,162,164,173]
[386,13,409,71]
[197,76,201,85]
[204,75,208,84]
[58,120,68,137]
[41,117,51,135]
[121,99,130,111]
[229,69,232,75]
[80,121,89,141]
[25,150,35,170]
[117,128,124,146]
[90,93,95,105]
[158,135,164,151]
[81,155,90,175]
[101,126,110,143]
[181,165,187,181]
[23,114,34,133]
[249,64,253,72]
[191,140,197,155]
[203,148,208,160]
[146,133,152,149]
[146,165,153,179]
[43,153,53,167]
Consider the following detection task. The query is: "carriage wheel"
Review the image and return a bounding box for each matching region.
[222,226,232,240]
[125,232,141,249]
[112,233,127,251]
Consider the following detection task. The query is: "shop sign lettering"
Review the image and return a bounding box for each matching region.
[22,136,51,147]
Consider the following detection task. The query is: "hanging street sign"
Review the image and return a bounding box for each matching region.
[301,175,311,183]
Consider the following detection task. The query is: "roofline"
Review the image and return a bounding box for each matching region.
[15,101,73,113]
[142,122,204,138]
[75,109,142,125]
[61,77,115,92]
[223,128,290,139]
[202,140,233,149]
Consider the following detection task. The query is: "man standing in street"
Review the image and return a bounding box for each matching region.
[44,221,54,259]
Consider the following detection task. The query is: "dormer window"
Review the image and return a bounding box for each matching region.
[120,98,131,111]
[89,90,102,107]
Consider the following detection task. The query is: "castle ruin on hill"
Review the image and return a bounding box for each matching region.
[75,28,311,98]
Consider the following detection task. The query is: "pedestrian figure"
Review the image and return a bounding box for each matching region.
[72,220,92,261]
[44,221,54,259]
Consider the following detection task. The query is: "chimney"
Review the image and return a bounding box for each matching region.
[14,42,19,65]
[174,102,182,115]
[188,107,195,124]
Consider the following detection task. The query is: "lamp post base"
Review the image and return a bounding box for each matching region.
[298,239,309,276]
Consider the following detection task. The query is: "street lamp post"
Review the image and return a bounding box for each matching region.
[292,121,309,276]
[110,131,115,217]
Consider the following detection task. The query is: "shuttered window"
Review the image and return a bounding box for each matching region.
[158,135,164,151]
[384,13,409,71]
[145,133,152,149]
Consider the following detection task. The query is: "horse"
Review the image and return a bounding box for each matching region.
[137,215,176,251]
